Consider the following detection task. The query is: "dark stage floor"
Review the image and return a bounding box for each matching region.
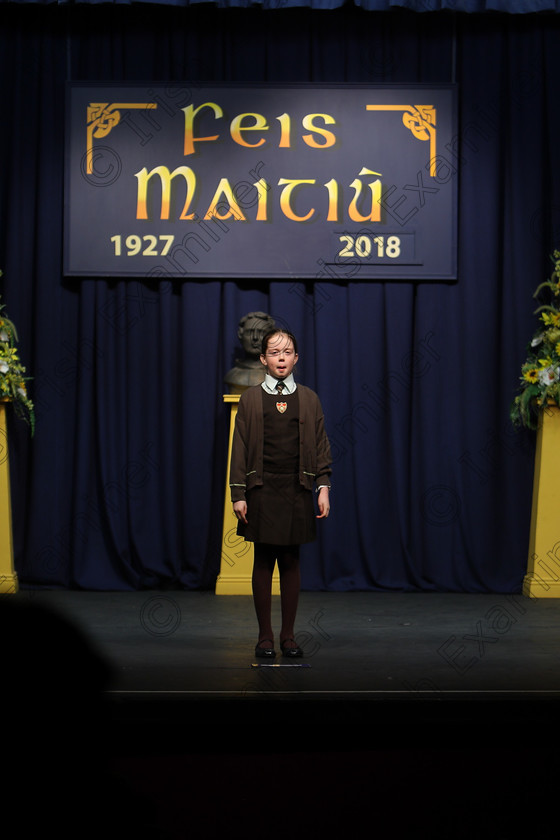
[10,588,560,740]
[5,589,560,839]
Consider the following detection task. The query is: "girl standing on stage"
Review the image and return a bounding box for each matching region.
[229,328,332,658]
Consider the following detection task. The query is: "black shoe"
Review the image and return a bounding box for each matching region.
[255,639,276,658]
[280,639,304,658]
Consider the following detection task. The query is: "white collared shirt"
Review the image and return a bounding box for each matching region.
[261,373,297,395]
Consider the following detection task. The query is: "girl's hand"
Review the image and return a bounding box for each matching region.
[233,500,248,524]
[316,487,330,519]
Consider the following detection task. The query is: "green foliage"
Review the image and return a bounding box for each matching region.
[0,277,35,435]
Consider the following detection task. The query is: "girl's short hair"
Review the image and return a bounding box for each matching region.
[261,328,298,355]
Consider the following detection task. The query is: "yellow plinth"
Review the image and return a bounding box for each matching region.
[0,402,18,593]
[216,394,280,595]
[524,405,560,598]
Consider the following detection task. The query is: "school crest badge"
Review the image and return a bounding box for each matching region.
[276,401,287,413]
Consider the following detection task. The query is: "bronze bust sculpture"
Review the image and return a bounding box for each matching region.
[224,311,276,390]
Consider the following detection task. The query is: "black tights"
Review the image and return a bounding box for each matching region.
[252,543,301,645]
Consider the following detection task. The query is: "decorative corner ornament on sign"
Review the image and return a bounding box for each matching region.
[366,105,437,176]
[86,102,158,174]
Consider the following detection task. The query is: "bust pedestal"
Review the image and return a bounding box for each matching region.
[524,405,560,598]
[215,394,280,595]
[0,402,18,593]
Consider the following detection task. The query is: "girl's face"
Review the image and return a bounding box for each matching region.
[260,333,298,380]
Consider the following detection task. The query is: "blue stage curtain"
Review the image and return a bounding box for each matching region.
[4,0,560,13]
[0,4,557,592]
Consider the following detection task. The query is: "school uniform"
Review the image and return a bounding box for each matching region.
[230,373,332,546]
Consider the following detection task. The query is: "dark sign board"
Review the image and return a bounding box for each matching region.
[64,84,458,281]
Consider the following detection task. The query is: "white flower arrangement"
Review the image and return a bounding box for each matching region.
[511,250,560,430]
